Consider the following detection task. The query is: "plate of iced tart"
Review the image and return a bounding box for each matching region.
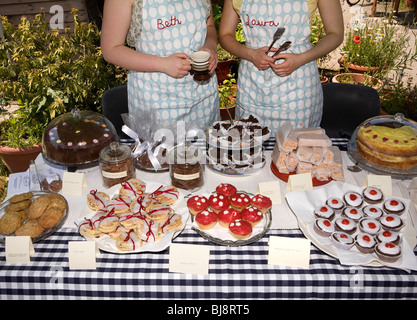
[286,183,417,270]
[76,179,189,253]
[186,183,272,246]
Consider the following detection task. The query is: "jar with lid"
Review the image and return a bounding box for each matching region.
[169,144,204,191]
[99,142,136,188]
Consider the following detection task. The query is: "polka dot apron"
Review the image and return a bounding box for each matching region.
[127,0,219,133]
[236,0,323,132]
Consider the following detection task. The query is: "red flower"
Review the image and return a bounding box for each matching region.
[353,35,361,44]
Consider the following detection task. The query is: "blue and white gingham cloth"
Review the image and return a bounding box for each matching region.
[0,227,416,300]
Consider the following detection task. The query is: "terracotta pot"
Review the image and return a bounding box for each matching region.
[332,73,383,91]
[216,60,233,85]
[0,144,42,173]
[338,56,379,75]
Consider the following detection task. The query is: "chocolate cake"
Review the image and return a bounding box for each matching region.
[42,109,117,166]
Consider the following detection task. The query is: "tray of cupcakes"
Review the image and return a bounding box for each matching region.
[186,183,272,246]
[286,183,417,270]
[76,178,189,253]
[206,115,270,176]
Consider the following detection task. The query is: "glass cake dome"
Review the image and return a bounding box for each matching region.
[347,113,417,179]
[42,108,118,167]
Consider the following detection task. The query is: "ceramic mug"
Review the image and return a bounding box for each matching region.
[190,51,210,81]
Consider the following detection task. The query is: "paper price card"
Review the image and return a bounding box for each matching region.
[268,236,311,269]
[68,241,100,270]
[363,174,392,197]
[257,181,281,205]
[6,236,35,264]
[169,243,210,275]
[62,172,87,195]
[287,173,313,192]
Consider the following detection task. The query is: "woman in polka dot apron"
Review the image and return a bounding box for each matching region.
[101,0,219,133]
[219,0,343,132]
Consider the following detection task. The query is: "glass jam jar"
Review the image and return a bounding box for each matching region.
[99,142,136,188]
[169,144,204,191]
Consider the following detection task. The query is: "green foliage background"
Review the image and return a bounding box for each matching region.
[0,9,127,147]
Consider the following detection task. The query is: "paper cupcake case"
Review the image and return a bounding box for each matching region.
[286,182,417,271]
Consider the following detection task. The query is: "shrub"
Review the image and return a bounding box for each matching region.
[0,9,127,147]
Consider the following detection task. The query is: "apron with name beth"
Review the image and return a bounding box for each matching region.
[237,0,323,132]
[127,0,219,133]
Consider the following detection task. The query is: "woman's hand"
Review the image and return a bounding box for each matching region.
[249,47,277,71]
[162,53,192,78]
[269,53,304,77]
[200,47,218,74]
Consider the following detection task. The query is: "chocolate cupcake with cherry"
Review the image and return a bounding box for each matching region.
[326,197,345,214]
[362,205,383,220]
[383,198,406,215]
[375,242,402,263]
[187,195,209,216]
[341,206,363,222]
[362,186,384,204]
[355,233,377,254]
[343,191,363,208]
[229,218,253,240]
[313,218,335,237]
[380,214,404,232]
[376,230,400,245]
[331,231,355,250]
[335,217,357,235]
[358,218,381,235]
[313,205,335,221]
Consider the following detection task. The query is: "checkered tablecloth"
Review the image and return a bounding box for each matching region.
[0,227,416,300]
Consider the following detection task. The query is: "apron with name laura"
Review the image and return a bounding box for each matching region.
[127,0,219,133]
[237,0,323,132]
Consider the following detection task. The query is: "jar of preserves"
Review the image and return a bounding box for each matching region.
[169,144,204,191]
[99,142,136,188]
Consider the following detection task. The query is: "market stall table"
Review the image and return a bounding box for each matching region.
[0,140,417,300]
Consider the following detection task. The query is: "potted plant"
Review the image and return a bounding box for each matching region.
[332,72,383,91]
[218,74,237,121]
[217,44,237,85]
[380,78,417,121]
[340,16,417,80]
[0,107,44,173]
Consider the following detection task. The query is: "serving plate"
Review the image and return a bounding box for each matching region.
[270,161,332,186]
[76,181,189,254]
[0,191,68,244]
[189,192,272,246]
[285,183,417,269]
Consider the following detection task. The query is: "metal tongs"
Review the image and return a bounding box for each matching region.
[271,41,292,57]
[266,27,285,55]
